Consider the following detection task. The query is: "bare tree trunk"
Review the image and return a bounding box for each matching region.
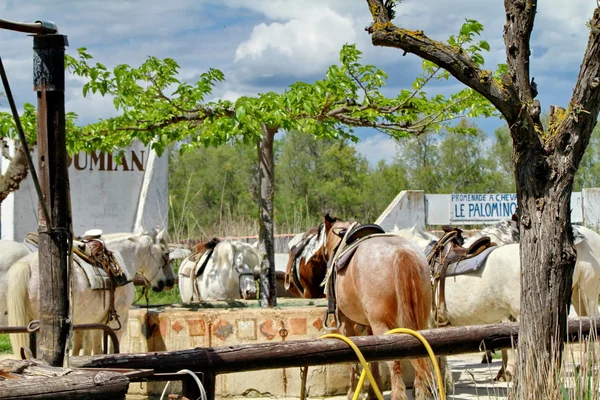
[511,136,577,397]
[257,124,277,307]
[0,141,29,203]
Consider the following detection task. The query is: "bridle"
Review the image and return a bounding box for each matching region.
[234,264,255,297]
[142,244,171,285]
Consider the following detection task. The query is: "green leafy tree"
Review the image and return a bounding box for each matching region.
[0,103,79,203]
[486,125,515,192]
[398,132,441,193]
[361,159,409,222]
[574,123,600,190]
[64,29,494,306]
[168,141,258,239]
[366,1,600,395]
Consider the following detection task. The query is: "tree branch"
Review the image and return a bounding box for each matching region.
[503,0,537,103]
[366,0,520,122]
[0,142,28,203]
[549,8,600,165]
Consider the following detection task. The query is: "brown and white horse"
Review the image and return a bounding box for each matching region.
[323,214,434,400]
[284,224,327,299]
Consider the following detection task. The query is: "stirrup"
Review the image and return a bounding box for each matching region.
[323,309,342,331]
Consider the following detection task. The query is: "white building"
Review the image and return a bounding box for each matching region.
[1,140,168,240]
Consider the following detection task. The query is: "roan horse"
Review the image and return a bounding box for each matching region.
[284,224,327,298]
[179,239,258,301]
[323,214,434,400]
[7,229,173,356]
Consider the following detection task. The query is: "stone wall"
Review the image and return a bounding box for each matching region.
[121,301,400,399]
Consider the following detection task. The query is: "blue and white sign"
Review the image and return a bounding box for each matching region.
[450,193,518,222]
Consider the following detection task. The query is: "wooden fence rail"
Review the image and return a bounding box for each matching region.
[70,317,600,374]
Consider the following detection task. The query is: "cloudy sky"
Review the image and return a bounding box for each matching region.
[0,0,596,165]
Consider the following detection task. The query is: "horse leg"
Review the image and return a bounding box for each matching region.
[369,324,410,400]
[338,313,363,400]
[495,348,516,382]
[72,331,84,356]
[481,350,494,363]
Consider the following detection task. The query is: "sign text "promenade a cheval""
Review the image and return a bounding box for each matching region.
[450,193,518,222]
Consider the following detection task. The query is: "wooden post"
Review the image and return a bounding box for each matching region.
[33,34,72,366]
[257,124,277,307]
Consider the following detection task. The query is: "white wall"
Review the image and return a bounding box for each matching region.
[1,140,168,241]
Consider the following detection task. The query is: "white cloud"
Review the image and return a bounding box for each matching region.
[355,133,399,166]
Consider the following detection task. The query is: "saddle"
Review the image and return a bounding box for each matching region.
[323,222,388,330]
[285,230,317,292]
[427,227,497,327]
[331,224,386,272]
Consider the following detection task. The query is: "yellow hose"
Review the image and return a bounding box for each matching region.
[319,333,385,400]
[319,328,445,400]
[383,328,446,400]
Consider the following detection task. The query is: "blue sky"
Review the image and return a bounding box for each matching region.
[0,0,596,165]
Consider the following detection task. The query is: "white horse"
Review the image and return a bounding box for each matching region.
[179,240,258,301]
[0,241,35,319]
[396,220,600,380]
[7,228,173,356]
[464,219,600,317]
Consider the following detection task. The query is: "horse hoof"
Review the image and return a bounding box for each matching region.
[494,372,512,383]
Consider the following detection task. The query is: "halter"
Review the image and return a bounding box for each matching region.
[233,264,256,298]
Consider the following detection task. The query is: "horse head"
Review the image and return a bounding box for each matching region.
[135,229,172,292]
[156,228,175,289]
[323,213,353,260]
[231,241,258,300]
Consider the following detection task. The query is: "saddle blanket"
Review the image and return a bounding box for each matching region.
[180,251,211,277]
[73,253,132,290]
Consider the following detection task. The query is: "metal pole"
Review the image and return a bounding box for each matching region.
[33,33,72,366]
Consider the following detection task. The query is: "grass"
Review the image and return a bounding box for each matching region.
[0,334,10,354]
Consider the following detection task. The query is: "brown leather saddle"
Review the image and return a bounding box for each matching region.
[191,237,220,278]
[332,224,386,272]
[285,229,318,292]
[427,226,497,327]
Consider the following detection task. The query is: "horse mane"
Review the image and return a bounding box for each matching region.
[100,232,147,243]
[212,240,260,271]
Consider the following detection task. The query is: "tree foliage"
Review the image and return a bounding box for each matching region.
[63,33,495,156]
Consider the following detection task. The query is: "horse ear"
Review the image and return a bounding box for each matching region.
[324,213,335,232]
[157,228,169,243]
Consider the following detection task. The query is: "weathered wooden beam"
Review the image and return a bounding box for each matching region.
[0,359,129,400]
[0,371,129,400]
[67,317,600,374]
[34,33,72,367]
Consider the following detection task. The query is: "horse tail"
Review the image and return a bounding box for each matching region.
[396,247,431,331]
[7,259,32,355]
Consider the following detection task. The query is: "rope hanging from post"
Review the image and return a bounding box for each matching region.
[0,55,52,227]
